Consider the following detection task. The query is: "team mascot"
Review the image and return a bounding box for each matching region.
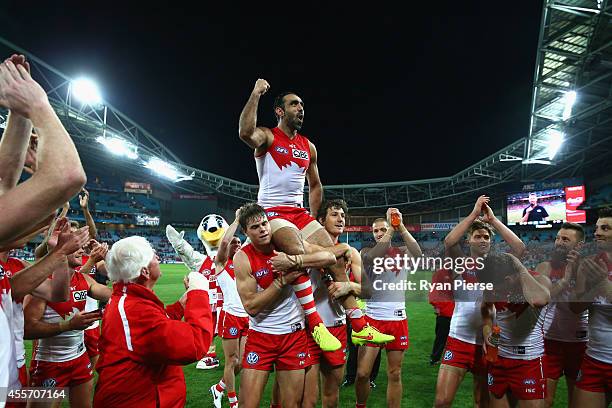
[166,214,229,370]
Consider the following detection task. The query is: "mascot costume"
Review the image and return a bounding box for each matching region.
[166,214,229,370]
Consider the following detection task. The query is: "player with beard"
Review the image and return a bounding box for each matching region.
[210,209,249,408]
[234,203,352,408]
[534,223,587,407]
[23,223,112,408]
[479,253,551,408]
[434,195,526,408]
[239,80,393,351]
[570,208,612,408]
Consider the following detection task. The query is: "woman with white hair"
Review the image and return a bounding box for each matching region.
[93,236,213,408]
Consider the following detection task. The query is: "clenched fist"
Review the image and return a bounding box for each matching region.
[252,79,270,96]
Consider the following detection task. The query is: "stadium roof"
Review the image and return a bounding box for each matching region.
[1,1,610,214]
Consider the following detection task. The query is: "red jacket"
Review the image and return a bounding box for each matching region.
[94,282,213,408]
[428,269,455,318]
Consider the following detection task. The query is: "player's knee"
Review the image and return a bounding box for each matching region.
[322,392,339,408]
[387,366,402,383]
[356,368,370,382]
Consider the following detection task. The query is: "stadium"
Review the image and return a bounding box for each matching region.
[0,1,611,407]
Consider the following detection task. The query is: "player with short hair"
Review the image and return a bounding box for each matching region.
[534,223,588,407]
[356,208,421,408]
[434,195,526,408]
[234,203,350,408]
[239,80,393,350]
[521,193,549,224]
[570,208,612,408]
[479,253,551,408]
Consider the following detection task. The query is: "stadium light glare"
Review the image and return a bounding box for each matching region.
[547,129,564,159]
[71,78,103,105]
[96,136,138,160]
[562,91,577,120]
[145,157,192,182]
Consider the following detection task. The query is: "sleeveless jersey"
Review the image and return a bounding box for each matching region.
[1,258,26,369]
[78,260,100,330]
[256,127,311,208]
[216,259,247,317]
[199,257,219,307]
[365,247,407,321]
[241,244,304,334]
[494,272,545,360]
[34,272,90,362]
[310,268,346,327]
[586,252,612,364]
[449,267,485,345]
[543,262,588,342]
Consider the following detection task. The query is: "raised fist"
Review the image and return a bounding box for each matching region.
[252,79,270,96]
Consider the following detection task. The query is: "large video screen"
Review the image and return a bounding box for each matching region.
[506,185,586,226]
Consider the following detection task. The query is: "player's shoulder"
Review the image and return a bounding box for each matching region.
[534,260,552,275]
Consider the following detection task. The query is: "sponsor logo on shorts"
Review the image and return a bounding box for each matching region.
[275,146,289,155]
[42,378,57,388]
[229,327,238,336]
[400,336,407,341]
[246,352,259,365]
[512,346,526,355]
[523,378,536,385]
[487,373,494,386]
[266,212,279,217]
[291,323,302,332]
[443,351,453,361]
[297,352,307,359]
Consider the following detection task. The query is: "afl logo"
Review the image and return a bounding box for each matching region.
[266,211,279,217]
[246,352,259,365]
[443,351,453,361]
[523,378,536,385]
[255,268,269,278]
[42,378,57,388]
[229,327,238,336]
[275,146,289,155]
[487,373,494,386]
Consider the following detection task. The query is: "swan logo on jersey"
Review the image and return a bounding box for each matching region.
[292,149,308,160]
[42,378,57,388]
[443,351,453,361]
[487,373,494,386]
[266,211,279,217]
[73,290,88,302]
[275,146,289,155]
[229,327,238,336]
[246,352,259,365]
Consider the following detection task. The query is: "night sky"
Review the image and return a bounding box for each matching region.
[1,3,543,185]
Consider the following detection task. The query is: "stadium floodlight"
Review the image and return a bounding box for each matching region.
[71,78,103,105]
[562,91,577,120]
[96,135,138,160]
[145,157,192,182]
[547,129,564,159]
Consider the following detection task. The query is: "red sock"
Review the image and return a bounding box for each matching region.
[292,274,323,329]
[215,378,226,393]
[228,391,237,405]
[346,308,367,332]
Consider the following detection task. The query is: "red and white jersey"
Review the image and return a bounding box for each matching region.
[241,244,304,335]
[310,268,345,327]
[449,268,485,345]
[199,257,219,307]
[78,259,100,330]
[34,272,90,363]
[365,247,407,321]
[216,260,247,317]
[586,252,612,364]
[543,262,588,342]
[0,261,19,394]
[1,258,27,369]
[256,127,311,208]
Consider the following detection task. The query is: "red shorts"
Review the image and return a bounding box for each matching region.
[219,310,249,339]
[441,336,486,376]
[488,356,546,400]
[29,353,93,388]
[306,324,347,367]
[543,339,586,380]
[84,326,100,358]
[365,316,409,350]
[242,329,310,371]
[265,206,317,231]
[575,354,612,393]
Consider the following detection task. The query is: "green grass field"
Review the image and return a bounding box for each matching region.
[26,264,569,407]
